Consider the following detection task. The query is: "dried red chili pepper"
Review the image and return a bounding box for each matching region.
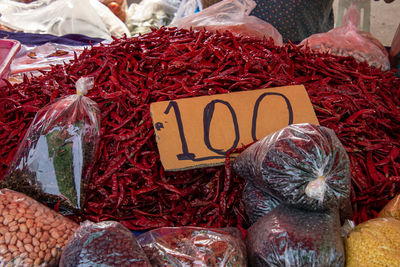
[0,27,399,229]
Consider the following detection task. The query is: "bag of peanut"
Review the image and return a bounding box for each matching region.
[0,189,78,266]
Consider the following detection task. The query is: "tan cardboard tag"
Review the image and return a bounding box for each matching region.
[150,85,319,171]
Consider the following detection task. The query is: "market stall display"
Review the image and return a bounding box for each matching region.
[0,189,78,266]
[0,77,101,214]
[59,220,151,267]
[246,205,345,267]
[137,226,247,266]
[233,123,352,220]
[345,217,400,266]
[0,27,399,230]
[300,4,390,71]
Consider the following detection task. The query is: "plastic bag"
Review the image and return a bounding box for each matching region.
[242,181,280,225]
[11,42,85,75]
[345,218,400,267]
[0,77,100,215]
[390,24,400,76]
[246,205,345,267]
[173,0,202,20]
[99,0,128,22]
[0,0,130,39]
[0,188,79,266]
[378,194,400,220]
[233,123,352,218]
[169,0,283,45]
[126,0,178,35]
[137,227,247,266]
[299,4,390,71]
[59,220,151,267]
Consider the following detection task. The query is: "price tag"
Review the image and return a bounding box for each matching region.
[150,85,319,171]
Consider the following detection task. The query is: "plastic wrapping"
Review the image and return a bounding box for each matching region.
[59,220,151,267]
[0,0,130,39]
[246,205,345,267]
[233,123,352,218]
[0,189,79,266]
[300,4,390,71]
[345,218,400,267]
[0,77,100,215]
[242,182,280,225]
[11,42,85,75]
[378,194,400,220]
[0,39,21,87]
[390,24,400,76]
[100,0,128,22]
[169,0,283,45]
[126,0,178,35]
[137,227,247,266]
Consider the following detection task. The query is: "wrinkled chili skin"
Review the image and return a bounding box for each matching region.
[0,27,399,228]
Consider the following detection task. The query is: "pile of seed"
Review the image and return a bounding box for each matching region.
[0,189,78,266]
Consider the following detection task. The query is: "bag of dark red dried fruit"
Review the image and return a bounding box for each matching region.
[246,205,345,267]
[233,123,352,222]
[60,220,152,267]
[0,77,100,215]
[137,226,247,266]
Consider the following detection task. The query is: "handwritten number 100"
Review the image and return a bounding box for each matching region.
[163,93,293,161]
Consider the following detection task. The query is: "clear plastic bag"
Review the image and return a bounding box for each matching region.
[246,205,345,267]
[242,181,280,225]
[378,194,400,221]
[59,220,151,267]
[299,3,390,71]
[233,123,352,219]
[0,77,100,215]
[126,0,179,35]
[137,226,247,266]
[0,0,130,39]
[0,189,79,267]
[169,0,283,45]
[345,218,400,267]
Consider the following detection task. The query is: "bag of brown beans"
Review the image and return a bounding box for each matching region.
[0,189,79,266]
[59,220,151,267]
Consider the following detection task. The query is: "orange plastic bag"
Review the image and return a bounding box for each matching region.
[300,4,390,71]
[378,194,400,221]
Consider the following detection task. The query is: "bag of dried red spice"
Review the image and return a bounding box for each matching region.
[137,226,247,266]
[246,205,345,267]
[59,220,151,267]
[233,123,352,221]
[0,77,100,215]
[242,181,280,225]
[300,3,390,71]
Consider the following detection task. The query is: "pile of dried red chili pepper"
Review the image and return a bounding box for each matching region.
[0,27,399,229]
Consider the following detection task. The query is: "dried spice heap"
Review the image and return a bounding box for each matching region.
[0,27,399,229]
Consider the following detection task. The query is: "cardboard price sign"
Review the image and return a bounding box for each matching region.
[150,85,319,171]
